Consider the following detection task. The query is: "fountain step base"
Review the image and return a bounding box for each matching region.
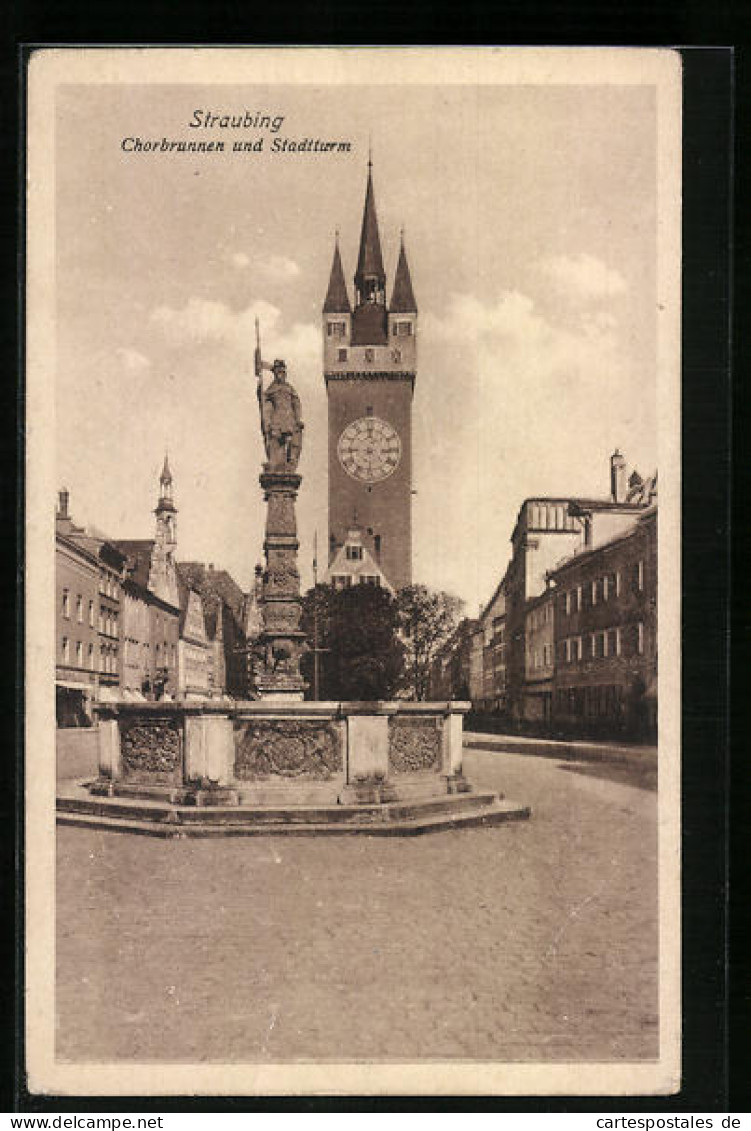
[57,780,530,837]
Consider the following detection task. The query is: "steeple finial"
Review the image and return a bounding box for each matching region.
[390,232,418,314]
[323,232,351,314]
[355,158,385,288]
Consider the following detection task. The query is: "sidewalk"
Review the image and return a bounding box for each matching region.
[463,730,657,767]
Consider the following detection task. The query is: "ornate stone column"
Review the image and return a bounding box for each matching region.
[254,473,308,700]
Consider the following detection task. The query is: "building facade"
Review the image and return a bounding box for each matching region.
[504,452,655,724]
[178,561,250,699]
[55,488,126,717]
[323,162,417,591]
[56,515,100,726]
[524,587,556,725]
[549,506,657,740]
[177,582,211,699]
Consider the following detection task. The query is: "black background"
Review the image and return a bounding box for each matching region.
[1,10,740,1115]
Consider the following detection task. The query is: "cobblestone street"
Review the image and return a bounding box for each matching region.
[56,746,658,1064]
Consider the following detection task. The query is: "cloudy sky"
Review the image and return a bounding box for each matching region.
[55,70,658,613]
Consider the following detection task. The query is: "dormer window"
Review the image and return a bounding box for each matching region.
[327,321,346,338]
[346,545,363,561]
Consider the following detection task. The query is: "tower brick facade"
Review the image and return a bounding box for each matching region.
[323,163,417,591]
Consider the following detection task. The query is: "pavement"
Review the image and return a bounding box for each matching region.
[55,745,658,1064]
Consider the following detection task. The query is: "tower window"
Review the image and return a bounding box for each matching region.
[327,321,346,338]
[337,348,347,362]
[395,321,412,337]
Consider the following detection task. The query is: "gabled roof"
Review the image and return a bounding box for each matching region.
[323,238,351,313]
[390,238,417,313]
[111,539,155,590]
[355,165,385,283]
[626,470,657,506]
[178,561,246,621]
[325,528,394,594]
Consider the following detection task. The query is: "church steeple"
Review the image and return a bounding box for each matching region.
[158,452,175,508]
[390,232,417,314]
[322,233,351,314]
[149,454,179,606]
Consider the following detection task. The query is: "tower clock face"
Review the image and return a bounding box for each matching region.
[337,416,402,483]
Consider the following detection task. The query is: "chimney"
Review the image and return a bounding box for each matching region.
[610,449,627,503]
[57,487,69,519]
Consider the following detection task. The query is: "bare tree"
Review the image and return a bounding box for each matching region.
[397,584,465,700]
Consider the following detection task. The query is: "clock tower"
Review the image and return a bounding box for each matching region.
[323,161,417,591]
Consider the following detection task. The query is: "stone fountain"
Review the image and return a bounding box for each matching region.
[57,328,530,836]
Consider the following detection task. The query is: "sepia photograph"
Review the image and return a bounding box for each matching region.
[25,47,682,1096]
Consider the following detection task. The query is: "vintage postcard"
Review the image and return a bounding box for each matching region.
[26,47,682,1096]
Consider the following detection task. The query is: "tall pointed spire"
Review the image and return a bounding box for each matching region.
[390,232,418,313]
[355,161,385,288]
[322,231,351,313]
[156,452,176,512]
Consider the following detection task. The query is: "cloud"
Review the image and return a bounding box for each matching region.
[415,287,647,602]
[115,346,151,373]
[542,253,627,300]
[151,297,280,357]
[149,295,320,397]
[262,254,301,282]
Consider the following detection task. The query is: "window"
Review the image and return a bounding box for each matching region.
[543,643,552,666]
[361,575,380,587]
[364,348,375,362]
[332,575,351,590]
[603,575,609,601]
[346,545,363,561]
[62,636,70,663]
[76,595,83,622]
[88,643,94,670]
[327,320,346,338]
[591,579,598,606]
[394,320,412,337]
[590,634,597,658]
[576,636,583,661]
[75,640,83,666]
[88,600,94,627]
[637,560,645,591]
[576,585,582,612]
[602,631,609,658]
[564,591,571,616]
[615,570,621,597]
[637,622,645,655]
[62,590,70,618]
[337,348,347,362]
